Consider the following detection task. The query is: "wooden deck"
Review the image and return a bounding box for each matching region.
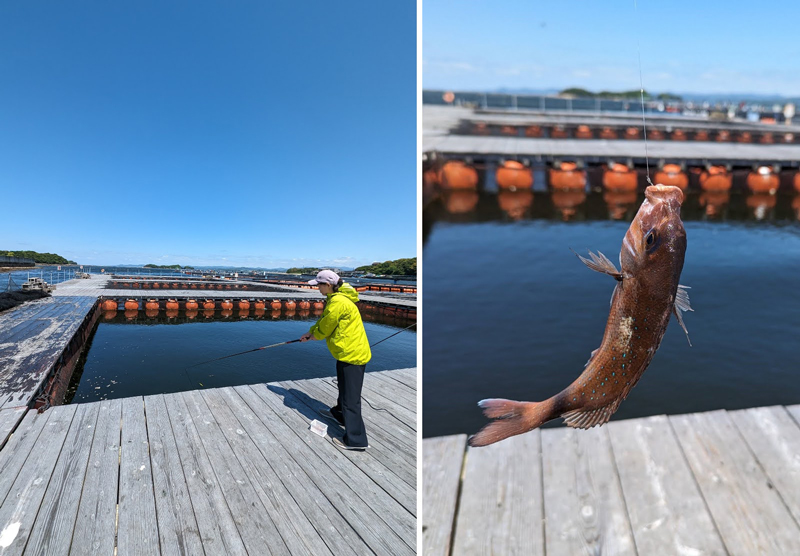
[0,367,416,555]
[423,405,800,555]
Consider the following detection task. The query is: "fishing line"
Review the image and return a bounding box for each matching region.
[634,0,654,186]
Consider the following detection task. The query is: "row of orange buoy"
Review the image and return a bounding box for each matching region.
[468,122,795,144]
[430,160,800,194]
[358,303,417,320]
[113,281,251,290]
[103,298,324,311]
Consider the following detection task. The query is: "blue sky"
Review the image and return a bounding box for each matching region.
[424,0,800,96]
[0,2,416,269]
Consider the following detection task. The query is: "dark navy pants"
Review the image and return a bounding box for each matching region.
[330,361,368,447]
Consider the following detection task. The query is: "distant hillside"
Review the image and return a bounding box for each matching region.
[2,250,76,265]
[144,264,195,270]
[356,258,416,276]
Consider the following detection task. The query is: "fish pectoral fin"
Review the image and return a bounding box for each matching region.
[673,284,692,346]
[562,401,619,429]
[574,249,623,281]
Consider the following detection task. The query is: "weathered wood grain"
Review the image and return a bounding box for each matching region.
[181,389,290,555]
[240,383,415,556]
[671,409,800,555]
[24,403,98,556]
[0,404,76,555]
[541,425,636,556]
[70,399,121,556]
[143,394,204,556]
[607,415,726,555]
[452,430,545,555]
[117,397,160,555]
[0,410,51,508]
[422,434,465,556]
[164,391,248,556]
[0,408,27,449]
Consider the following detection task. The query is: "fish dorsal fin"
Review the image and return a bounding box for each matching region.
[561,401,620,429]
[673,284,693,346]
[574,249,623,281]
[584,348,599,368]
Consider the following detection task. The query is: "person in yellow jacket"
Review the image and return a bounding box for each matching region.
[300,269,371,450]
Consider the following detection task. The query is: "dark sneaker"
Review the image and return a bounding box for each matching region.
[319,408,344,426]
[332,437,367,451]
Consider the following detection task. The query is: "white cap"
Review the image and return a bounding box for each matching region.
[308,269,340,286]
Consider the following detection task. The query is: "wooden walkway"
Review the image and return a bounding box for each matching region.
[423,405,800,556]
[0,367,416,555]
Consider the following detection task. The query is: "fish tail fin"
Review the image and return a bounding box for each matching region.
[468,398,553,447]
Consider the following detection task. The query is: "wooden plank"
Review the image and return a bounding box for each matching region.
[71,399,121,556]
[422,434,465,556]
[0,410,51,508]
[607,415,726,555]
[214,386,365,555]
[0,404,76,555]
[199,388,333,555]
[163,391,248,556]
[360,375,416,418]
[788,404,800,425]
[730,406,800,526]
[240,383,415,556]
[118,397,160,555]
[379,368,416,389]
[143,395,204,556]
[180,389,290,555]
[364,371,416,409]
[671,410,800,555]
[541,426,636,556]
[24,403,99,556]
[452,431,544,555]
[0,408,26,449]
[288,378,416,472]
[278,380,417,511]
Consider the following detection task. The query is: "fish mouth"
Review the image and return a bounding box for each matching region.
[645,184,684,210]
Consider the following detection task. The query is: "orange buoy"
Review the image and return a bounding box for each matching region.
[551,125,568,139]
[202,300,214,310]
[603,163,638,192]
[185,299,199,310]
[746,166,779,194]
[549,162,586,191]
[793,171,800,193]
[624,127,640,139]
[132,282,140,289]
[694,130,709,141]
[439,161,478,189]
[284,300,296,310]
[654,164,688,190]
[551,189,586,221]
[298,301,310,310]
[700,166,732,192]
[525,125,543,138]
[498,190,533,220]
[166,299,179,310]
[500,125,517,136]
[472,122,489,135]
[145,299,159,311]
[313,301,324,310]
[716,130,730,142]
[255,300,266,310]
[270,300,282,310]
[649,129,665,140]
[238,300,251,310]
[142,282,151,289]
[124,299,139,311]
[737,131,753,143]
[600,127,617,140]
[575,125,592,139]
[760,132,774,144]
[495,160,533,190]
[220,299,233,310]
[101,299,118,311]
[604,190,638,220]
[672,129,687,141]
[444,190,479,214]
[153,282,160,289]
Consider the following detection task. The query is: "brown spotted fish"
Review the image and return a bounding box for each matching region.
[470,184,692,447]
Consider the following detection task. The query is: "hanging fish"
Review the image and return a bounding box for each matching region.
[470,184,692,447]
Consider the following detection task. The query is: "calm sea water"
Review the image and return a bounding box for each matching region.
[423,190,800,438]
[67,317,416,403]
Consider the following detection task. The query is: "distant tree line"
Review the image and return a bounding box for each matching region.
[286,267,320,274]
[356,258,416,276]
[144,264,194,270]
[559,88,682,102]
[2,250,76,265]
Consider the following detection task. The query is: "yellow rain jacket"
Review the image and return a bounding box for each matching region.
[309,283,372,365]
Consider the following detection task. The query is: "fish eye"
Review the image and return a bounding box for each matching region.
[646,231,656,247]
